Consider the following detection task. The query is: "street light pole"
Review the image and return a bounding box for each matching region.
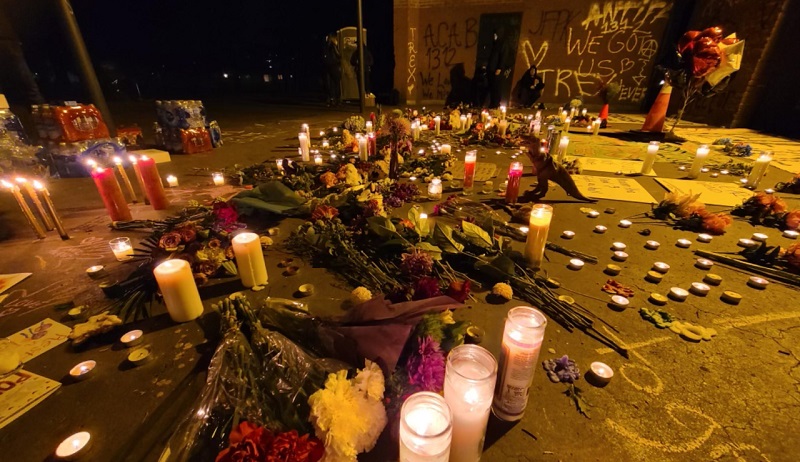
[56,0,115,136]
[356,0,366,114]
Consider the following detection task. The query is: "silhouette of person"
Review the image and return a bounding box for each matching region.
[445,63,472,108]
[512,65,545,108]
[323,33,341,106]
[487,28,513,108]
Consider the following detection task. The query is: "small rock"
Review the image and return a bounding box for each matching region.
[547,348,556,354]
[640,228,652,236]
[604,208,616,214]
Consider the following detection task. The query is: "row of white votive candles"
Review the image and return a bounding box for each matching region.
[400,306,547,462]
[1,177,69,240]
[684,145,774,187]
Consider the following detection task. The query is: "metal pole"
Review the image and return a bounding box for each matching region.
[356,0,366,114]
[56,0,116,136]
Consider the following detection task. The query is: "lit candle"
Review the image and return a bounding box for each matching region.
[594,225,607,234]
[645,240,660,250]
[314,154,323,165]
[592,119,601,135]
[153,259,204,322]
[428,178,443,200]
[499,105,506,120]
[556,136,570,163]
[298,132,310,161]
[524,204,553,269]
[275,159,285,173]
[611,242,627,251]
[440,144,451,155]
[609,295,629,310]
[322,139,330,149]
[588,210,600,218]
[90,168,133,222]
[505,161,524,204]
[109,237,133,261]
[532,119,541,137]
[69,360,96,381]
[619,219,632,228]
[695,258,714,270]
[568,258,585,270]
[444,345,497,462]
[358,135,368,161]
[669,287,689,301]
[676,238,692,248]
[466,113,473,127]
[653,262,670,273]
[460,115,467,131]
[720,169,729,175]
[493,306,547,421]
[641,141,659,175]
[519,226,529,234]
[120,330,143,348]
[690,282,710,296]
[783,230,799,239]
[764,188,775,194]
[301,123,310,138]
[746,152,772,188]
[498,119,508,137]
[15,177,54,230]
[560,110,567,123]
[434,116,441,136]
[738,238,758,248]
[367,133,377,156]
[137,156,169,210]
[581,108,588,117]
[129,155,150,206]
[85,265,105,279]
[112,157,138,203]
[212,173,225,186]
[232,232,268,288]
[32,180,69,240]
[365,120,373,134]
[411,121,420,141]
[589,361,613,385]
[481,110,488,123]
[563,117,571,134]
[697,233,713,243]
[687,145,709,179]
[751,232,768,242]
[463,150,477,194]
[561,230,575,239]
[55,432,92,459]
[0,180,44,239]
[747,276,769,289]
[586,125,593,134]
[166,175,178,187]
[399,392,452,461]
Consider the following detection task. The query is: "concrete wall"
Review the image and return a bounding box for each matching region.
[394,0,675,110]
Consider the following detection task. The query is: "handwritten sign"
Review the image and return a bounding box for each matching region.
[0,370,60,429]
[0,274,30,295]
[452,160,498,182]
[571,175,657,203]
[569,156,656,176]
[655,178,754,207]
[8,319,71,363]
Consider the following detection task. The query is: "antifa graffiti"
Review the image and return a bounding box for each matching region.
[522,1,672,104]
[419,18,479,100]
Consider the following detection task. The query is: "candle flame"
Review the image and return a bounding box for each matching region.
[1,179,14,189]
[128,155,137,164]
[113,156,122,164]
[32,180,44,190]
[86,159,97,168]
[140,155,150,161]
[14,177,27,184]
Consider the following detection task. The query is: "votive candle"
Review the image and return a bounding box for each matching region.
[399,392,452,461]
[428,178,443,200]
[463,150,477,194]
[91,167,133,221]
[641,141,659,175]
[298,132,310,161]
[505,161,524,204]
[523,204,553,269]
[212,173,224,186]
[138,156,169,210]
[688,145,709,179]
[746,151,772,188]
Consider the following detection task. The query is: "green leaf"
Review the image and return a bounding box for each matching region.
[565,384,591,419]
[475,254,515,281]
[432,223,464,254]
[408,207,430,236]
[462,221,494,249]
[367,216,398,238]
[413,242,443,261]
[222,260,238,276]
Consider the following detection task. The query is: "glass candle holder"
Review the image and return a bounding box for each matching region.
[463,151,477,194]
[444,345,498,462]
[505,161,524,204]
[493,306,547,421]
[746,151,772,188]
[428,178,443,200]
[523,204,553,269]
[641,141,659,174]
[109,237,133,261]
[688,145,709,179]
[400,391,453,462]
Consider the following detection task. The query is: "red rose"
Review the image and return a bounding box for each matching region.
[265,430,324,462]
[213,201,240,229]
[175,224,197,243]
[158,232,183,251]
[216,422,274,462]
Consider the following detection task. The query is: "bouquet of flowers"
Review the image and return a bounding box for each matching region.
[732,192,800,230]
[650,191,732,234]
[776,173,800,195]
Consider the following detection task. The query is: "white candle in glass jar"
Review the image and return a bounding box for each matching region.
[358,135,368,161]
[688,145,709,179]
[109,237,133,261]
[212,173,224,186]
[399,392,452,462]
[592,119,601,135]
[232,232,268,288]
[493,306,547,421]
[444,345,497,462]
[641,141,659,174]
[524,204,553,269]
[365,121,373,134]
[746,152,772,188]
[428,178,443,200]
[434,116,441,136]
[498,119,508,137]
[166,175,178,187]
[440,144,451,155]
[314,154,323,165]
[557,136,570,163]
[153,259,204,322]
[298,132,310,161]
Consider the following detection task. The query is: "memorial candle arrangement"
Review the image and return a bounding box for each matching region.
[688,145,709,179]
[231,232,268,288]
[15,177,53,230]
[298,132,310,161]
[399,392,452,462]
[463,150,477,194]
[556,136,570,163]
[137,156,169,210]
[1,179,46,239]
[746,151,772,188]
[113,156,138,203]
[90,167,133,221]
[493,306,547,421]
[444,345,497,462]
[641,141,659,175]
[523,204,553,269]
[505,161,523,204]
[32,180,69,240]
[153,259,204,322]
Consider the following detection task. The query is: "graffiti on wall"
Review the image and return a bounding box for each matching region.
[523,1,672,104]
[419,18,479,100]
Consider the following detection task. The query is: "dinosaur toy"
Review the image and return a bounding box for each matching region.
[522,136,596,202]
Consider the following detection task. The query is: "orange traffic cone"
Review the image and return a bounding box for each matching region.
[642,84,672,132]
[599,103,609,120]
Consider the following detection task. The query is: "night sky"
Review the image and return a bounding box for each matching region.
[4,0,394,100]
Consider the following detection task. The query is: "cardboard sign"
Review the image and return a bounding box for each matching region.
[0,370,60,429]
[655,178,754,206]
[8,319,71,364]
[571,175,657,203]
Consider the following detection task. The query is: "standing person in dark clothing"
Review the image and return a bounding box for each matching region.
[323,33,341,106]
[350,41,373,97]
[473,64,489,107]
[512,65,545,108]
[487,28,513,109]
[0,5,44,105]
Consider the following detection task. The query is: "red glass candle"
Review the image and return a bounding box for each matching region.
[463,150,477,193]
[137,156,170,210]
[506,161,524,204]
[367,133,377,156]
[91,167,132,221]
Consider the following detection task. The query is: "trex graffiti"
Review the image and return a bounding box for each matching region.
[581,0,671,34]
